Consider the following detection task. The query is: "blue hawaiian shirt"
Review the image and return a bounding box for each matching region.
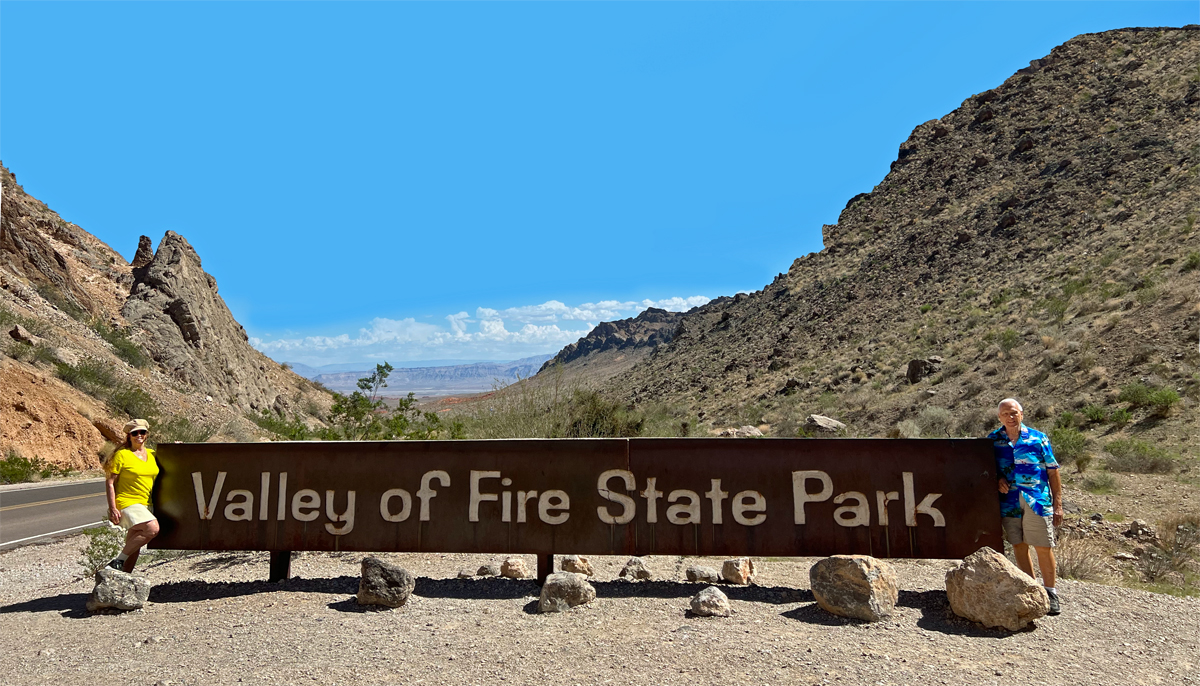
[989,424,1059,518]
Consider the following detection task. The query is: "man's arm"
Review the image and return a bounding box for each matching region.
[1047,467,1063,527]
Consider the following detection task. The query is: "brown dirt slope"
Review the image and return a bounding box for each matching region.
[606,27,1199,460]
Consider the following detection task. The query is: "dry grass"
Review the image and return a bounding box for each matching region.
[1055,535,1113,582]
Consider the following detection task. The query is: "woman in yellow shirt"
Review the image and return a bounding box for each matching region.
[104,418,160,573]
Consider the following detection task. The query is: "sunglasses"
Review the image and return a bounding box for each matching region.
[130,430,148,437]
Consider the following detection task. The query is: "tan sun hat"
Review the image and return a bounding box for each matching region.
[123,418,150,435]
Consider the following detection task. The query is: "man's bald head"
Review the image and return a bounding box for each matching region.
[998,398,1023,413]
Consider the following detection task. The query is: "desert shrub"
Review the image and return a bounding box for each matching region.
[153,415,216,445]
[1105,439,1177,474]
[1055,411,1080,429]
[1048,427,1088,466]
[1082,471,1118,494]
[55,357,116,393]
[247,410,313,441]
[1159,513,1200,556]
[894,419,922,439]
[769,416,799,438]
[1110,407,1132,427]
[36,284,88,320]
[1081,404,1108,423]
[1148,388,1180,417]
[552,390,643,438]
[1182,251,1200,272]
[91,321,150,369]
[108,385,159,420]
[79,525,125,575]
[0,448,72,484]
[917,406,953,437]
[1117,382,1152,407]
[1055,536,1111,581]
[999,328,1021,354]
[817,391,839,414]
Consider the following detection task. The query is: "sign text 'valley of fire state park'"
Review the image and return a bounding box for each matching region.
[151,438,1002,559]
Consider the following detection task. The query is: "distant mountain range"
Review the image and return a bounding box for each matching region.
[284,360,493,379]
[293,355,554,396]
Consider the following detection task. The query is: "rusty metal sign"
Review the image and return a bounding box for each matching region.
[151,438,1001,563]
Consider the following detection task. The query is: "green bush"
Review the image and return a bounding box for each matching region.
[35,284,88,321]
[917,406,953,437]
[1081,404,1108,423]
[1055,411,1080,429]
[1049,427,1088,466]
[153,415,216,445]
[1182,251,1200,272]
[1148,388,1180,417]
[552,390,643,438]
[1117,382,1152,407]
[79,525,125,575]
[108,385,159,419]
[1081,471,1118,494]
[1105,439,1177,474]
[55,357,116,393]
[999,328,1021,354]
[248,410,313,441]
[91,321,150,369]
[0,448,72,484]
[1110,407,1132,427]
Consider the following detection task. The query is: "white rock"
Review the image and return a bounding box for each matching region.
[804,414,847,433]
[690,586,731,617]
[538,572,596,613]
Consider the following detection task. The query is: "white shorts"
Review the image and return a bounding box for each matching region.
[119,504,157,530]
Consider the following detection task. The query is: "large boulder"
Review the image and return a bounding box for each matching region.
[804,415,847,434]
[905,356,944,384]
[722,558,757,585]
[619,557,653,581]
[686,565,722,584]
[500,557,530,579]
[560,555,595,576]
[357,556,415,608]
[809,555,899,622]
[537,573,597,613]
[690,586,731,617]
[945,547,1049,631]
[87,568,151,612]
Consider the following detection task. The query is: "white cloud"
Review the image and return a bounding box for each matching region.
[250,294,709,365]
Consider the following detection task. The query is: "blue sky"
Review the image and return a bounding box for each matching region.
[2,2,1194,367]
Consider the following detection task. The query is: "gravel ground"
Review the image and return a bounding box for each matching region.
[1,536,1197,686]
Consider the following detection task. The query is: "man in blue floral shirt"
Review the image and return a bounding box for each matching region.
[989,397,1064,615]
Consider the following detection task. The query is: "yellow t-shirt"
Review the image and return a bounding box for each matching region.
[107,448,159,510]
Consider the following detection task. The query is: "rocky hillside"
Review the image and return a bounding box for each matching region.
[601,27,1198,457]
[1,164,330,469]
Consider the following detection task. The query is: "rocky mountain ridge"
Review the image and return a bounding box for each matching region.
[587,27,1198,458]
[312,355,553,395]
[1,164,329,468]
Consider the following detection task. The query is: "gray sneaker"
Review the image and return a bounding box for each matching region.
[1047,592,1061,616]
[106,559,124,571]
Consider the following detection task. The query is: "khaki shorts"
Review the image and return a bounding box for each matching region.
[119,504,157,531]
[1002,495,1055,548]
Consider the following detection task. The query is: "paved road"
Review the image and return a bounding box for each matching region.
[0,480,107,548]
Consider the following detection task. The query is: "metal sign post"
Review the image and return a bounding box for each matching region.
[150,438,1002,583]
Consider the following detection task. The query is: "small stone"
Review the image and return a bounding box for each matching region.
[457,568,476,579]
[804,415,846,433]
[537,573,596,613]
[500,557,530,579]
[560,555,595,576]
[810,555,899,622]
[357,556,415,608]
[477,564,501,577]
[690,586,731,617]
[87,568,151,612]
[722,558,757,585]
[8,324,42,346]
[619,557,653,581]
[945,547,1048,631]
[686,565,722,584]
[1113,552,1136,561]
[1089,512,1104,522]
[1125,519,1156,539]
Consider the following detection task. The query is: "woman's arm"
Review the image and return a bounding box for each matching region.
[106,471,121,525]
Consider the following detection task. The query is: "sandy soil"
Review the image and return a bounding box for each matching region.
[1,535,1196,686]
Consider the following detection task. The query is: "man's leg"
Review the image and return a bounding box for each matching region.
[1034,546,1057,589]
[1012,542,1035,578]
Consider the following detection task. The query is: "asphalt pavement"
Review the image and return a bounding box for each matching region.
[0,479,108,548]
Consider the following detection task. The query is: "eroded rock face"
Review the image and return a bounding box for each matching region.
[121,231,282,410]
[357,556,415,608]
[690,586,731,617]
[538,572,596,613]
[810,555,899,622]
[722,558,757,585]
[945,547,1048,631]
[540,308,686,372]
[87,568,151,612]
[619,557,653,581]
[804,415,847,434]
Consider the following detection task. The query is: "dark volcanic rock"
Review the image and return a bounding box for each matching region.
[540,308,686,372]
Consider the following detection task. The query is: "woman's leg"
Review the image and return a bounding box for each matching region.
[121,519,160,572]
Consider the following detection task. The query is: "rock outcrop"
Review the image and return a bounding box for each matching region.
[121,231,292,412]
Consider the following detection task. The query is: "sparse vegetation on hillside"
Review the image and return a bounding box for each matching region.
[0,448,73,484]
